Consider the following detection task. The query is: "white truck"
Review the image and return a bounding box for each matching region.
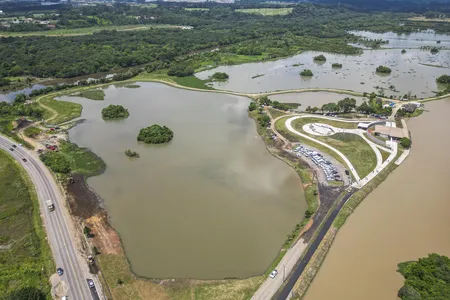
[46,200,55,211]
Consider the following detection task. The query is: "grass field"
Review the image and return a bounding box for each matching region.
[59,141,106,177]
[70,89,105,101]
[291,117,358,130]
[40,95,82,124]
[235,8,293,16]
[267,108,288,119]
[0,24,179,37]
[0,150,54,299]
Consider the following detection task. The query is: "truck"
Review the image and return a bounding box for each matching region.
[46,200,55,211]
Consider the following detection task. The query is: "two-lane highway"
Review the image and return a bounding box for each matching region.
[0,135,94,300]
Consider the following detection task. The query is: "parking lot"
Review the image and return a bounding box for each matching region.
[292,145,342,182]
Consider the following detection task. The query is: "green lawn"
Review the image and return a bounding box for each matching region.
[235,8,293,16]
[380,149,390,162]
[59,141,106,178]
[40,95,82,124]
[0,24,178,37]
[0,150,54,299]
[70,89,105,101]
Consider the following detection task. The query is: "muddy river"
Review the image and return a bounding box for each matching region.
[196,49,449,97]
[304,99,450,300]
[64,82,305,279]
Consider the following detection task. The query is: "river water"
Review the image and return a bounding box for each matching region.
[65,82,305,279]
[196,49,449,98]
[304,99,450,300]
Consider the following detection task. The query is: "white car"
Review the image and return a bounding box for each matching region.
[269,270,278,279]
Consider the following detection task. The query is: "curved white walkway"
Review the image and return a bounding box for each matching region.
[285,115,398,189]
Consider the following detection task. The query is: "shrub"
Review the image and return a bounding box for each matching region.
[40,152,71,174]
[313,54,326,62]
[300,69,313,76]
[332,63,342,68]
[101,105,129,120]
[400,137,411,149]
[248,102,258,111]
[211,72,229,80]
[137,125,174,144]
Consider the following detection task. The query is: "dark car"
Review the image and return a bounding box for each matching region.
[87,279,95,288]
[57,268,64,276]
[12,144,17,148]
[9,148,14,151]
[22,158,27,162]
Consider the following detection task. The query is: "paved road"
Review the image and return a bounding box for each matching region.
[274,191,355,300]
[0,135,93,300]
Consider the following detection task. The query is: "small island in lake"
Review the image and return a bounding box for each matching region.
[101,105,130,120]
[300,69,313,77]
[376,65,392,74]
[211,72,229,81]
[137,124,174,144]
[313,54,326,62]
[332,63,342,68]
[125,149,139,158]
[436,74,450,84]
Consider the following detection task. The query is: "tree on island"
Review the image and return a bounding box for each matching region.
[300,69,313,77]
[137,124,173,144]
[400,137,411,149]
[376,65,392,74]
[313,54,326,62]
[430,47,439,54]
[101,105,129,120]
[401,49,406,54]
[397,253,450,300]
[436,75,450,84]
[211,72,229,81]
[125,149,139,158]
[332,63,342,68]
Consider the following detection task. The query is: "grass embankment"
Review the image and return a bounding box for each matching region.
[236,8,293,16]
[40,94,82,124]
[70,89,105,101]
[98,252,263,300]
[290,118,376,178]
[24,126,42,138]
[134,70,214,90]
[0,24,178,37]
[267,108,289,119]
[59,141,106,177]
[0,150,54,299]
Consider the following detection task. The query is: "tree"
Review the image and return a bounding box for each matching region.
[5,287,46,300]
[40,152,71,174]
[337,97,357,113]
[321,102,339,113]
[211,72,229,80]
[401,49,406,54]
[376,65,392,73]
[259,96,272,106]
[436,75,450,84]
[248,102,258,111]
[14,93,28,104]
[101,105,129,120]
[357,101,373,114]
[430,47,439,54]
[83,226,92,237]
[168,65,194,77]
[305,106,312,112]
[400,137,411,149]
[313,54,326,62]
[137,124,174,144]
[311,107,319,113]
[300,69,313,76]
[258,115,271,128]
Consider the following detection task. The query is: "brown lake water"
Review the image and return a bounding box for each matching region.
[64,82,306,279]
[196,49,450,97]
[304,99,450,300]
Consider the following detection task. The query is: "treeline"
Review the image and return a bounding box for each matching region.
[305,95,392,116]
[0,3,434,79]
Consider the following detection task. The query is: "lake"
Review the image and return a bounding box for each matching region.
[196,49,450,97]
[64,82,306,279]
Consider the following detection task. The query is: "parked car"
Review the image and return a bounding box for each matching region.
[269,270,278,279]
[12,144,17,148]
[9,148,13,151]
[87,279,95,288]
[57,268,64,276]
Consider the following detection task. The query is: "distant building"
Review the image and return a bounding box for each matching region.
[357,122,371,130]
[402,103,417,113]
[0,10,4,15]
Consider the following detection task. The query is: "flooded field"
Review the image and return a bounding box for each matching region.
[196,49,450,97]
[64,82,305,279]
[349,30,450,49]
[269,92,366,110]
[304,99,450,300]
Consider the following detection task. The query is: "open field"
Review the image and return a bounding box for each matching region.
[0,24,179,37]
[408,16,450,22]
[0,150,54,299]
[40,95,82,124]
[235,8,293,16]
[70,89,105,101]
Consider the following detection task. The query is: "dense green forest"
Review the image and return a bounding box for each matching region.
[0,3,444,79]
[101,105,129,120]
[397,253,450,300]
